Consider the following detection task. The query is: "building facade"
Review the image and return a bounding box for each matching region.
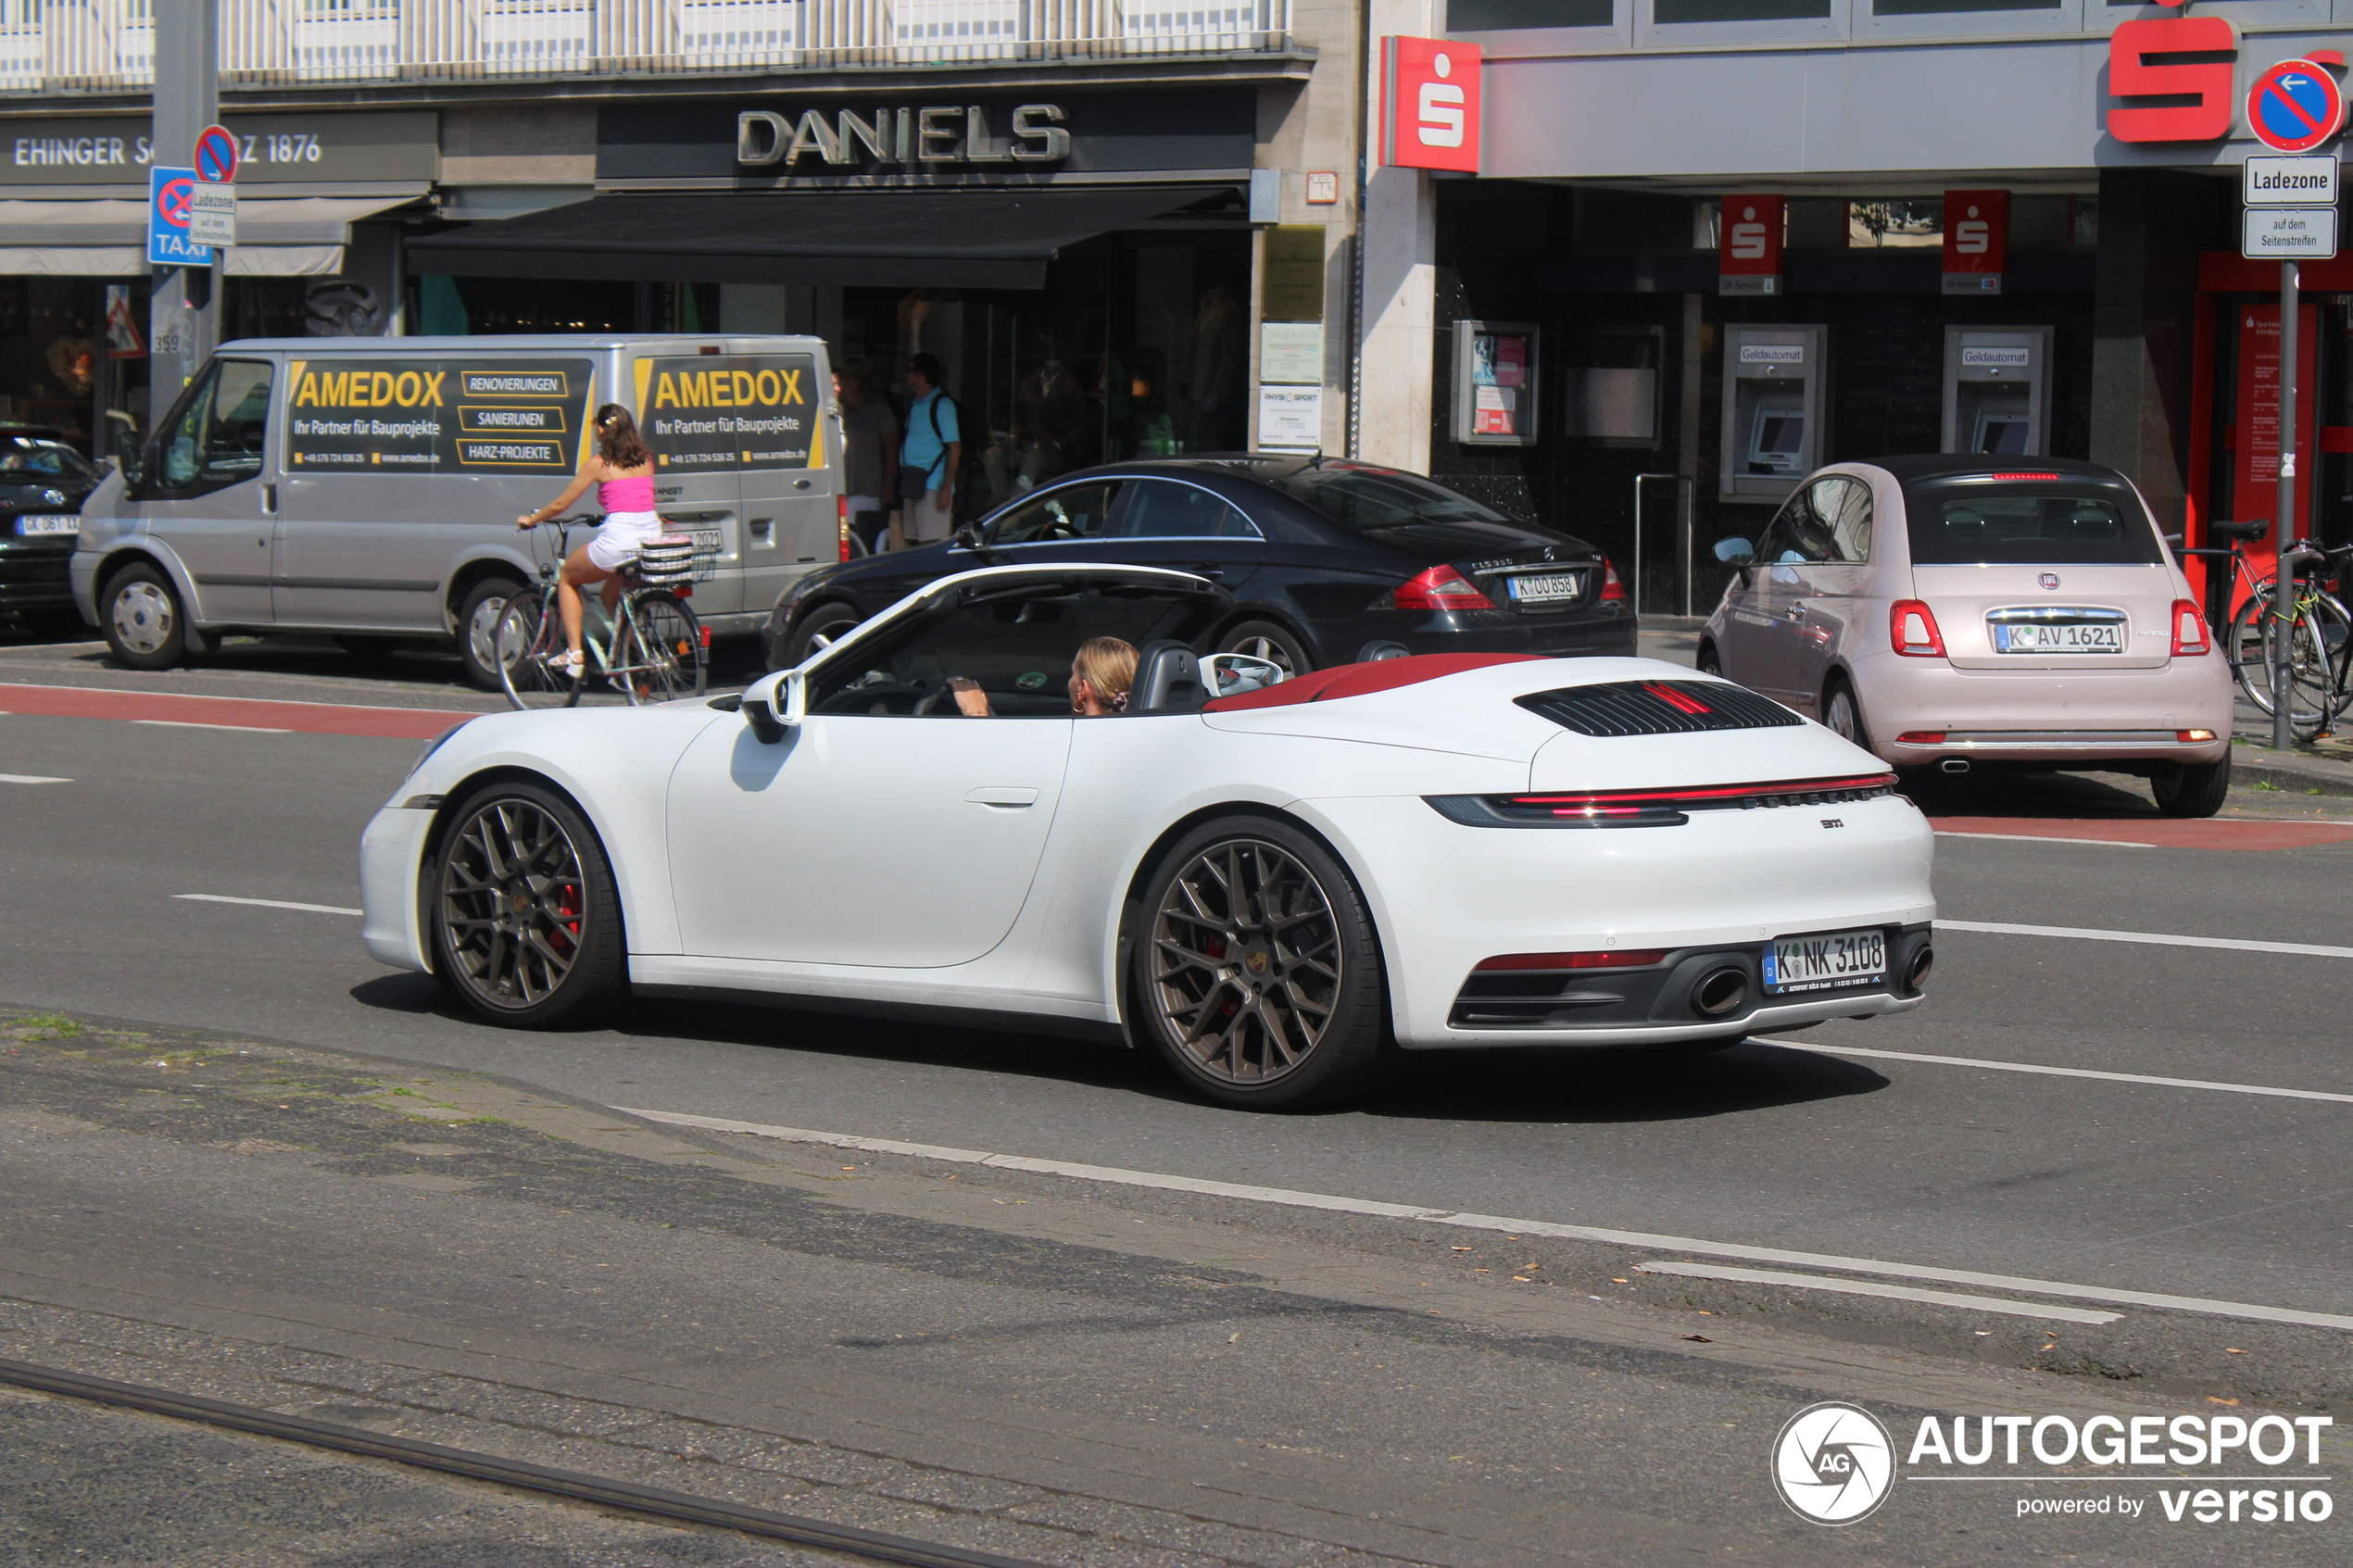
[2,0,1365,489]
[1357,2,2349,623]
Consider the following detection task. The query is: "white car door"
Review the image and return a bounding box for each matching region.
[665,711,1072,967]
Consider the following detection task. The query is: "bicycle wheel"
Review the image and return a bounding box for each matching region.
[2246,596,2344,738]
[492,590,582,710]
[613,593,706,705]
[2226,591,2276,712]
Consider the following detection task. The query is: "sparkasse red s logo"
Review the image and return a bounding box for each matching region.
[1382,36,1482,174]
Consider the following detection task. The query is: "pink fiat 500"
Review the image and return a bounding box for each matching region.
[1698,456,2234,818]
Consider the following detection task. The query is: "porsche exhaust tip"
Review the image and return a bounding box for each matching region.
[1691,966,1750,1018]
[1904,945,1934,992]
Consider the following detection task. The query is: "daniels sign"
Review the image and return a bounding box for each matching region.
[737,106,1069,169]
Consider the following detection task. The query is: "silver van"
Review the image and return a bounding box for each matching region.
[69,334,841,686]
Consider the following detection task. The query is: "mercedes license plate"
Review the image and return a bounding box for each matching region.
[1507,572,1581,606]
[1993,621,2123,654]
[1763,928,1887,994]
[16,515,78,536]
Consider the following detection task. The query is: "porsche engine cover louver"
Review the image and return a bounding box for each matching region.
[1517,680,1802,737]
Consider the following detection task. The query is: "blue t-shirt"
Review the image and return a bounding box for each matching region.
[901,388,960,483]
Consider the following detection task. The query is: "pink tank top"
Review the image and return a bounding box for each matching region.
[598,472,656,512]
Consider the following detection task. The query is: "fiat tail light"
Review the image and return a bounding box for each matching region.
[837,495,851,563]
[1891,599,1946,658]
[1600,558,1627,602]
[2170,599,2209,656]
[1391,564,1496,612]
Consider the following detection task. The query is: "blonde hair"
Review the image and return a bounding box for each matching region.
[1071,637,1138,711]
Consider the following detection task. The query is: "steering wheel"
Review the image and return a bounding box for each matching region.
[912,680,962,717]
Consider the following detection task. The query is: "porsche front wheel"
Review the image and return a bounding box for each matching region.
[1133,816,1388,1110]
[431,783,623,1027]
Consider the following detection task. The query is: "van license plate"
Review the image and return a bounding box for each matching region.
[1993,621,2123,653]
[1763,928,1887,994]
[16,515,78,536]
[1507,573,1581,605]
[684,529,722,556]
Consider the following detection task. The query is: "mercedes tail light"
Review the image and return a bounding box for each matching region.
[1891,599,1946,658]
[1390,564,1496,612]
[2170,599,2210,656]
[837,495,851,563]
[1600,558,1627,602]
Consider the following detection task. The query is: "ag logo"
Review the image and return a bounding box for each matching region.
[1772,1401,1894,1524]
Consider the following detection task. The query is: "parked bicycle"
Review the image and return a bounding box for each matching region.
[495,514,709,710]
[2182,519,2352,736]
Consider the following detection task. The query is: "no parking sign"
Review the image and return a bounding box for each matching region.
[2247,59,2346,154]
[146,166,211,267]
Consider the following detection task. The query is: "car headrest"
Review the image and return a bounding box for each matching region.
[1130,640,1206,714]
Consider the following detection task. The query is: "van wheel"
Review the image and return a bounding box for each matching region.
[101,562,204,671]
[458,577,525,691]
[2152,753,2231,819]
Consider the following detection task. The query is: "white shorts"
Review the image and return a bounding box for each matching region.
[587,509,661,571]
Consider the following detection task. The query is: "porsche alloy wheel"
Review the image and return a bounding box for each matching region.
[433,784,623,1027]
[1137,817,1386,1108]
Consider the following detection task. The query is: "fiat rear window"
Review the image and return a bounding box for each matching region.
[1904,482,2164,566]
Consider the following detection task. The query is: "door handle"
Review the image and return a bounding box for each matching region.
[964,786,1038,808]
[794,478,812,490]
[1189,564,1226,580]
[259,482,277,517]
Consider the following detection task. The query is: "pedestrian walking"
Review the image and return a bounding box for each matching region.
[893,353,962,549]
[834,362,897,555]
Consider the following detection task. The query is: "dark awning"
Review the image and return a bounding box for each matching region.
[405,184,1238,290]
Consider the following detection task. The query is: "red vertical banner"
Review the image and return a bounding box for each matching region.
[1718,195,1784,295]
[2233,301,2320,610]
[1380,37,1482,174]
[1942,190,2008,295]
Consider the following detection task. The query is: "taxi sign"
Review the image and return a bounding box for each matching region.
[2247,59,2346,154]
[146,165,212,267]
[193,122,240,185]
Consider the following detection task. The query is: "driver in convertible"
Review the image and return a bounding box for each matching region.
[947,637,1136,717]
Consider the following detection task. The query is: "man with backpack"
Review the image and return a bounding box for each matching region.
[893,353,962,549]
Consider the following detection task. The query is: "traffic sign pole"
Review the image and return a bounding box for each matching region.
[149,1,220,433]
[2275,258,2299,752]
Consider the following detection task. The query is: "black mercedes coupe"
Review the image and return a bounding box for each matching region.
[764,456,1635,674]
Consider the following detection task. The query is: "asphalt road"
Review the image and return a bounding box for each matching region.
[4,621,2351,1563]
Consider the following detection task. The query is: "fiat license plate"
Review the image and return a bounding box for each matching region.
[1993,621,2123,654]
[1507,572,1581,605]
[16,515,78,536]
[1764,928,1887,994]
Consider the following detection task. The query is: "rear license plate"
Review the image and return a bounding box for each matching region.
[1506,572,1581,606]
[1763,928,1887,994]
[1992,621,2123,654]
[683,529,722,556]
[16,515,77,536]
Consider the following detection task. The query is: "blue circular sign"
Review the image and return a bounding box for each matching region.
[194,123,239,184]
[155,176,195,227]
[2248,60,2345,154]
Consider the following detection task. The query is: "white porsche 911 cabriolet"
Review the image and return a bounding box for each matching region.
[362,563,1935,1108]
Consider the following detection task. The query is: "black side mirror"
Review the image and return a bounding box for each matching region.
[952,523,982,551]
[115,432,145,490]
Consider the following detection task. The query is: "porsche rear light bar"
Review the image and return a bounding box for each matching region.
[1474,949,1667,972]
[1390,564,1496,612]
[1426,771,1900,829]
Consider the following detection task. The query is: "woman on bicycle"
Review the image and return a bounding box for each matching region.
[517,405,660,677]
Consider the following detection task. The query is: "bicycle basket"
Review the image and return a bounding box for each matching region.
[635,535,698,585]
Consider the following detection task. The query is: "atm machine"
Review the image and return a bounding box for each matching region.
[1718,324,1827,502]
[1941,326,2051,457]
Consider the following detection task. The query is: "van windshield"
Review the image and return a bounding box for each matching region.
[1903,482,2164,566]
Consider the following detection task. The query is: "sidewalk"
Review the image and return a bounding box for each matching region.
[2231,693,2353,797]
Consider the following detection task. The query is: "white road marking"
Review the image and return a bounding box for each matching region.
[132,719,293,734]
[621,1108,2353,1335]
[1632,1261,2122,1323]
[1937,831,2153,848]
[173,894,363,917]
[0,773,70,784]
[1937,918,2353,960]
[1783,1040,2353,1106]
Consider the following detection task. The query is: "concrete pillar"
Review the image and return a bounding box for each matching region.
[1353,0,1440,470]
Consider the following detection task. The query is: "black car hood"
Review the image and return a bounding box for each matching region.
[0,480,93,512]
[1353,518,1596,563]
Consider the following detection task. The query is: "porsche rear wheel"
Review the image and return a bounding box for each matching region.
[1133,816,1387,1110]
[431,782,623,1027]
